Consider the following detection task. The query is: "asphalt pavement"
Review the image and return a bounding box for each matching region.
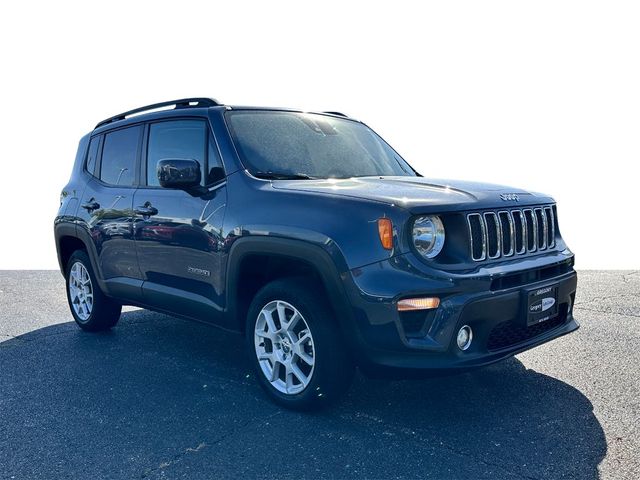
[0,270,638,479]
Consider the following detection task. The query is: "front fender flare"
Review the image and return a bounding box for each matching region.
[225,236,355,336]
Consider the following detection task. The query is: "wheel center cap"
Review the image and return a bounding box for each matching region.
[281,337,292,354]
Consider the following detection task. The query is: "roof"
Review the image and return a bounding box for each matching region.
[92,97,354,134]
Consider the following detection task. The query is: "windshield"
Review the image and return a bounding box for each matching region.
[225,111,417,179]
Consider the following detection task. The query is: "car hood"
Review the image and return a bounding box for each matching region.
[271,176,554,213]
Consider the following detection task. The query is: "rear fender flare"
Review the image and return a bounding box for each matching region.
[54,222,108,293]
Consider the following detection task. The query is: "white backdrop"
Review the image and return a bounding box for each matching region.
[0,1,638,269]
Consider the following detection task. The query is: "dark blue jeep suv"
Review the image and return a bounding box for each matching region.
[55,98,578,409]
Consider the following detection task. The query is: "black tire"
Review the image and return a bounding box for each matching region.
[246,278,354,410]
[65,250,121,332]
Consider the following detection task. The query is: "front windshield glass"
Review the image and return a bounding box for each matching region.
[226,111,417,179]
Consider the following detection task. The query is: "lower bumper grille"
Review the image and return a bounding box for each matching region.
[486,315,565,351]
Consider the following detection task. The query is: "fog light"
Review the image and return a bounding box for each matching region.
[397,297,440,311]
[456,325,473,351]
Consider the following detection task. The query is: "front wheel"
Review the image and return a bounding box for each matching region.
[246,278,354,410]
[65,250,121,331]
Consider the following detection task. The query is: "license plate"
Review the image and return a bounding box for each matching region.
[526,285,559,326]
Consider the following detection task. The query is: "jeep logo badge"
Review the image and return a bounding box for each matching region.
[529,297,556,313]
[500,193,520,202]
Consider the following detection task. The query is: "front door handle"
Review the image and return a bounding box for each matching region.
[134,202,159,218]
[81,200,100,212]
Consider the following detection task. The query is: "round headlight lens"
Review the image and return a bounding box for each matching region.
[413,215,445,259]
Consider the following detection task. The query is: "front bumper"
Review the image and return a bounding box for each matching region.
[342,250,578,376]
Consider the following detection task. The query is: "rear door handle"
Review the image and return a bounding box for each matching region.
[134,202,159,218]
[81,200,100,212]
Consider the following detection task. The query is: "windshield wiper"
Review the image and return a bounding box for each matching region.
[253,171,316,180]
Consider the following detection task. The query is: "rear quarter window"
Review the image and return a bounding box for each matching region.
[85,136,101,176]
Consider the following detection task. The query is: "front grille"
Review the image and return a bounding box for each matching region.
[487,314,565,351]
[467,206,556,261]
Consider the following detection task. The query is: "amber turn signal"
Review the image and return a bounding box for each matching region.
[378,218,393,250]
[397,297,440,312]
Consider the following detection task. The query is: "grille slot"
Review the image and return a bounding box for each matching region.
[484,212,501,259]
[535,208,546,249]
[498,211,514,256]
[544,206,555,248]
[511,210,526,254]
[524,209,536,252]
[467,205,556,262]
[467,213,486,261]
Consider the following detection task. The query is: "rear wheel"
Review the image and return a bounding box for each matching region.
[246,278,354,410]
[65,250,121,331]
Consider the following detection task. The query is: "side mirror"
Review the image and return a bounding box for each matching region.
[157,159,201,189]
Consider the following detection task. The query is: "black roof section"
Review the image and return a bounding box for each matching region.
[95,97,221,129]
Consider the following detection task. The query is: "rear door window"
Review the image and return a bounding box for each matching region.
[100,126,141,186]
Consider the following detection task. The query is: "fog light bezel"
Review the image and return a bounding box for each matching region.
[456,325,473,351]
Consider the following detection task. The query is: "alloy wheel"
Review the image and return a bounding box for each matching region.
[254,300,315,395]
[69,262,93,321]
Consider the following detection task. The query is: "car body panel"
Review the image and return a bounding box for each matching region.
[54,101,578,376]
[76,177,141,281]
[271,176,554,213]
[132,183,228,319]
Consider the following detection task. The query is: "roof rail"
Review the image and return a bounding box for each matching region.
[322,111,349,118]
[95,97,221,129]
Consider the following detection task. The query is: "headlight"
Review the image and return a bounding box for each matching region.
[413,215,445,259]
